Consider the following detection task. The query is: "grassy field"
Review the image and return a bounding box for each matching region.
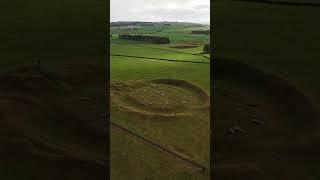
[110,22,210,179]
[213,0,320,179]
[111,22,210,43]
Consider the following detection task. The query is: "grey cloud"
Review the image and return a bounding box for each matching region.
[111,0,209,23]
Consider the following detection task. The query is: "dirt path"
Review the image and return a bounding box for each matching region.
[110,121,207,173]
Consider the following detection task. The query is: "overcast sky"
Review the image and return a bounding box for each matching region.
[110,0,210,23]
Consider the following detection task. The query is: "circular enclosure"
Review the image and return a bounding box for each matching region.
[111,79,209,119]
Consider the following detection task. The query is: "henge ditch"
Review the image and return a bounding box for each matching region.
[111,79,210,120]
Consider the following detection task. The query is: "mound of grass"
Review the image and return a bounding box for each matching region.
[111,79,209,121]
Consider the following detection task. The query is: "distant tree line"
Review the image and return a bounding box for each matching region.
[111,21,153,27]
[139,23,154,26]
[203,43,210,53]
[119,34,170,44]
[191,30,210,35]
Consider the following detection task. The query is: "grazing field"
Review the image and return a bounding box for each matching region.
[213,0,320,179]
[111,22,210,44]
[110,22,210,179]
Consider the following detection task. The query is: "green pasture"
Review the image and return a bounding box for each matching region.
[110,127,208,180]
[111,44,209,62]
[111,22,210,44]
[110,22,210,179]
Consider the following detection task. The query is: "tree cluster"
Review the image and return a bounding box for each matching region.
[203,43,210,53]
[119,34,170,44]
[191,30,210,35]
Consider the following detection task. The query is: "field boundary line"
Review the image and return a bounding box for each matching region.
[110,54,210,64]
[110,121,207,173]
[134,44,210,60]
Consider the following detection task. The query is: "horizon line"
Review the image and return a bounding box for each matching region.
[110,20,210,24]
